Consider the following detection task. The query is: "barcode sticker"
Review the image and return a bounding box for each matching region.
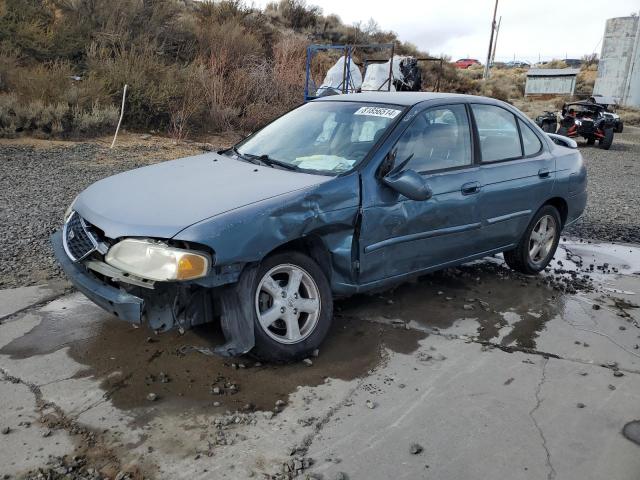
[354,106,401,119]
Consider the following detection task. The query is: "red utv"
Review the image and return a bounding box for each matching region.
[557,101,615,150]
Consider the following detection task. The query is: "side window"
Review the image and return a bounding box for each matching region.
[394,104,472,173]
[518,119,543,156]
[472,104,521,162]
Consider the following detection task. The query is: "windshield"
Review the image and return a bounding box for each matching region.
[233,101,404,174]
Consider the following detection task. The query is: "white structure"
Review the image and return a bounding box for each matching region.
[593,16,640,108]
[525,69,580,96]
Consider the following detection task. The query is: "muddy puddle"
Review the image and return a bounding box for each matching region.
[339,261,564,349]
[0,298,424,415]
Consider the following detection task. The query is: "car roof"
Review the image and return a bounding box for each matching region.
[311,91,495,107]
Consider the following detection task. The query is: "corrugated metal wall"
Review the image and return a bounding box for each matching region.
[525,76,576,95]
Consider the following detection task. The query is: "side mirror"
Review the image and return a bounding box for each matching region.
[382,169,433,201]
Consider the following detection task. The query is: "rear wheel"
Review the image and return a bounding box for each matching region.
[541,121,556,133]
[504,205,561,275]
[599,128,614,150]
[250,251,332,362]
[586,136,595,145]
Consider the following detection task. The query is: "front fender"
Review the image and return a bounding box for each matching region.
[174,174,361,290]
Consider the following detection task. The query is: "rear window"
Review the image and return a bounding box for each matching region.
[471,104,521,162]
[519,119,543,156]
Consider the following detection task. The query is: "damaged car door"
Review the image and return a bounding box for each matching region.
[358,103,483,285]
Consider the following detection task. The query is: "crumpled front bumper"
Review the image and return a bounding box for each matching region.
[51,230,144,323]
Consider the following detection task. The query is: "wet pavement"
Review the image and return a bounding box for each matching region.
[0,239,639,479]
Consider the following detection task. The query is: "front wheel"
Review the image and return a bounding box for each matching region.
[541,121,556,133]
[504,205,561,275]
[250,251,332,362]
[599,128,614,150]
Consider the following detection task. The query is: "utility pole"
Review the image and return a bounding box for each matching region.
[491,15,501,66]
[483,0,499,80]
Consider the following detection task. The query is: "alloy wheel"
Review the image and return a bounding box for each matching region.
[254,264,321,344]
[528,214,557,265]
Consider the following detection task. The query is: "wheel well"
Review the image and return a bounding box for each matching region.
[544,197,568,226]
[267,236,333,281]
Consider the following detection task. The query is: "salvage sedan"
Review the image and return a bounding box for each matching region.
[52,92,587,361]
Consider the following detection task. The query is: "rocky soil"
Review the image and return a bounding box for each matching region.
[0,127,639,288]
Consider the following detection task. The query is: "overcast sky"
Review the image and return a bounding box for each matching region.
[255,0,639,62]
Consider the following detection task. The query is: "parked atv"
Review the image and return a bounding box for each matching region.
[535,111,557,133]
[556,101,615,150]
[590,95,624,133]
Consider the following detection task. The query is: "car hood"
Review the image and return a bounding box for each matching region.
[74,153,332,239]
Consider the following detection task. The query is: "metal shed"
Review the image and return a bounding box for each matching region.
[525,68,580,96]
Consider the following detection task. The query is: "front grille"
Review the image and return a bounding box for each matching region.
[63,211,97,261]
[579,120,595,135]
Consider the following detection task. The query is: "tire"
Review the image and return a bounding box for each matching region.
[616,121,624,133]
[556,126,569,137]
[586,136,595,145]
[599,128,614,150]
[250,251,332,362]
[503,205,561,275]
[542,121,556,133]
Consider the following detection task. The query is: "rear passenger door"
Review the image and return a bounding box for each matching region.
[471,104,555,251]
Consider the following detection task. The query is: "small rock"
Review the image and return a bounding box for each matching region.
[212,387,222,395]
[592,304,601,310]
[147,393,158,402]
[463,304,474,311]
[409,443,423,454]
[333,473,348,480]
[614,371,625,377]
[312,349,320,358]
[263,411,274,420]
[302,358,313,367]
[619,326,627,331]
[275,399,286,407]
[1,427,10,435]
[42,429,52,438]
[365,400,376,410]
[576,403,586,409]
[608,384,616,391]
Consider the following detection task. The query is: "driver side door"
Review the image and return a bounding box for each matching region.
[358,103,484,286]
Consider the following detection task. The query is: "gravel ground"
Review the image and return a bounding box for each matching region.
[565,125,640,243]
[0,127,638,288]
[0,135,234,288]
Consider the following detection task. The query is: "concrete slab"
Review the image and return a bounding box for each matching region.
[0,240,638,479]
[0,281,68,320]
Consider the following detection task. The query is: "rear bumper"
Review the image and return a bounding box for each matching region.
[51,230,144,323]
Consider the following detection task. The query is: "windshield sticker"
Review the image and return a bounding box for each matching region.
[354,106,401,119]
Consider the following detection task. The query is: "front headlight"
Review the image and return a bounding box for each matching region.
[105,239,210,281]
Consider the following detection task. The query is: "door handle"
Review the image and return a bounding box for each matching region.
[461,181,481,195]
[538,168,551,178]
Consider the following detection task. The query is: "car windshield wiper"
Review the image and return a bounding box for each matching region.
[229,146,267,166]
[243,152,299,171]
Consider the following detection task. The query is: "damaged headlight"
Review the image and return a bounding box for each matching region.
[105,239,210,282]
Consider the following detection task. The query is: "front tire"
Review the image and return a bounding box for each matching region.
[599,128,614,150]
[616,121,623,133]
[504,205,561,275]
[541,121,556,133]
[250,251,332,362]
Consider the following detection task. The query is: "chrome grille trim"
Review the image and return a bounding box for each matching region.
[62,211,98,262]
